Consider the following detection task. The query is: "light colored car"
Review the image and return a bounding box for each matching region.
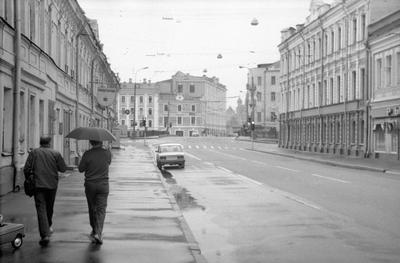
[191,131,200,137]
[155,143,185,169]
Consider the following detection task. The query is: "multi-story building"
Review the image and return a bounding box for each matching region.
[369,10,400,159]
[245,62,280,137]
[0,0,119,195]
[117,80,159,136]
[278,0,400,157]
[157,72,227,136]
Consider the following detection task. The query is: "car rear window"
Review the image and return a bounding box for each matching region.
[160,145,182,153]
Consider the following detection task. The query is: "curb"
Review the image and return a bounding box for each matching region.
[146,145,207,263]
[249,149,386,173]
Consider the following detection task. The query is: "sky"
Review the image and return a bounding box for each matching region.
[78,0,317,108]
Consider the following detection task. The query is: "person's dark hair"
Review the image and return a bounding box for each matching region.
[40,136,52,146]
[89,140,102,146]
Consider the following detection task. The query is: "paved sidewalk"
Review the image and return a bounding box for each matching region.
[0,142,205,263]
[236,137,400,175]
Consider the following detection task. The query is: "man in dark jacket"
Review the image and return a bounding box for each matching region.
[78,140,112,244]
[24,136,67,246]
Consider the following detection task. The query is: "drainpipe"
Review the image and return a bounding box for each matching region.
[12,0,21,191]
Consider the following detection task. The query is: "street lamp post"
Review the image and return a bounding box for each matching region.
[132,66,149,138]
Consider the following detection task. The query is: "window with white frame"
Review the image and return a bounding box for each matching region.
[130,96,134,103]
[338,26,342,50]
[191,105,196,112]
[189,84,195,93]
[352,71,357,100]
[178,84,183,93]
[256,92,262,102]
[178,105,182,112]
[397,52,400,84]
[376,58,382,89]
[361,14,366,40]
[148,108,152,115]
[330,78,334,104]
[148,120,152,128]
[191,116,196,125]
[337,75,341,103]
[139,96,143,104]
[386,55,392,87]
[271,92,276,102]
[271,76,276,85]
[331,31,334,53]
[257,76,262,86]
[177,117,182,125]
[164,104,168,111]
[121,96,125,103]
[148,96,152,103]
[352,18,357,44]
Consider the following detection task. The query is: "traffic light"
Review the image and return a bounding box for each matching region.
[250,121,255,131]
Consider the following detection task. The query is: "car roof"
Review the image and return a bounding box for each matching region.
[159,143,183,147]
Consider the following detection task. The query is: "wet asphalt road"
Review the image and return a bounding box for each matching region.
[150,136,400,263]
[0,141,202,263]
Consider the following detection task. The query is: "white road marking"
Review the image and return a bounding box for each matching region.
[195,145,200,149]
[185,152,201,161]
[251,160,267,165]
[217,166,263,186]
[275,166,299,172]
[188,145,192,149]
[212,151,247,161]
[204,161,214,166]
[311,174,350,184]
[203,145,207,149]
[210,146,214,149]
[284,195,321,210]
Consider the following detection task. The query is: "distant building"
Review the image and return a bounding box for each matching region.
[117,79,159,136]
[278,0,400,157]
[369,10,400,159]
[157,72,227,136]
[245,61,280,137]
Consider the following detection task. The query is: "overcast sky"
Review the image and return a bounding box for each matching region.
[78,0,320,108]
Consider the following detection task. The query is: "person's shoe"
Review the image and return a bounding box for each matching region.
[93,234,103,245]
[89,231,96,243]
[39,236,50,246]
[49,227,54,236]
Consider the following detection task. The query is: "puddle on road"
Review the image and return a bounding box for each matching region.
[160,169,205,212]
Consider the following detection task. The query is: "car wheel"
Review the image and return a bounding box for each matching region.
[11,235,23,249]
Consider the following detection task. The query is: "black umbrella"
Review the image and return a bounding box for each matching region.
[66,127,116,141]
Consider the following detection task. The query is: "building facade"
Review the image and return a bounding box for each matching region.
[246,62,280,137]
[369,10,400,159]
[157,72,227,136]
[117,80,159,136]
[278,0,400,157]
[0,0,119,195]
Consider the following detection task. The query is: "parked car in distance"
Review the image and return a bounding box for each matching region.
[191,131,200,137]
[155,143,185,169]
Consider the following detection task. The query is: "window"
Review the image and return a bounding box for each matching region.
[361,14,366,40]
[351,121,356,144]
[139,108,143,116]
[164,104,168,111]
[386,55,392,86]
[130,96,134,102]
[271,92,276,102]
[397,53,400,84]
[148,96,152,103]
[360,120,364,144]
[121,96,125,103]
[271,112,276,121]
[164,117,169,127]
[257,76,262,86]
[257,112,262,122]
[377,58,382,89]
[130,120,134,127]
[130,108,134,115]
[353,18,357,44]
[177,84,183,93]
[271,76,276,85]
[139,96,143,104]
[331,31,334,53]
[324,33,328,56]
[148,108,152,115]
[374,124,385,150]
[330,78,334,104]
[360,68,365,99]
[391,128,398,152]
[2,87,12,152]
[256,92,262,102]
[189,84,195,93]
[191,116,196,125]
[121,107,125,114]
[191,105,196,112]
[177,117,182,125]
[324,80,327,105]
[148,120,152,128]
[338,27,342,50]
[307,85,310,108]
[121,120,125,126]
[336,122,341,143]
[39,100,44,136]
[337,76,341,103]
[29,1,36,41]
[178,105,182,112]
[352,71,357,100]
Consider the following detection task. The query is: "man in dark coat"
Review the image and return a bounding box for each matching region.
[78,140,112,244]
[24,136,67,246]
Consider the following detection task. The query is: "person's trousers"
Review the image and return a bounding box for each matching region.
[34,188,57,238]
[84,180,109,236]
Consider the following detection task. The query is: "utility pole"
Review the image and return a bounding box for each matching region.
[12,0,21,191]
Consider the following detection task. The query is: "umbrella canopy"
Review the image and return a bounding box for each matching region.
[66,127,116,141]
